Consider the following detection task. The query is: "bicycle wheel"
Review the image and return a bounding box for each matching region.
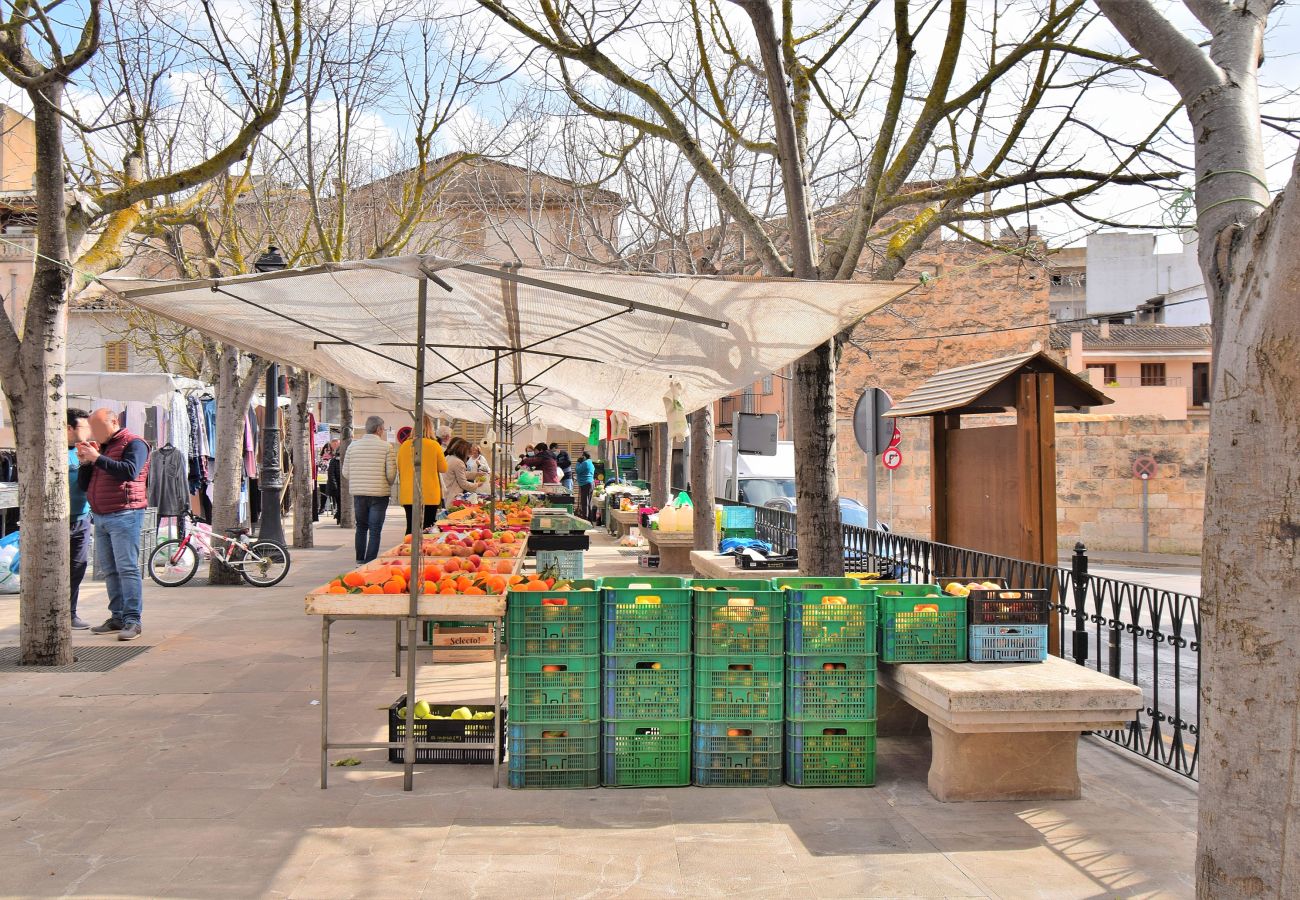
[239,539,291,587]
[147,539,200,587]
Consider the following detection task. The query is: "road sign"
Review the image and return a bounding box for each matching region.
[882,447,903,470]
[1132,455,1158,480]
[852,388,894,455]
[888,426,902,449]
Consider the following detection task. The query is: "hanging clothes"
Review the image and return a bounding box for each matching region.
[147,444,191,518]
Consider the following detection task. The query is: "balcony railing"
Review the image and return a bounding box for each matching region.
[1102,376,1184,387]
[0,234,34,258]
[713,498,1201,781]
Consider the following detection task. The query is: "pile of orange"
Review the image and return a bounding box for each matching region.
[323,560,547,597]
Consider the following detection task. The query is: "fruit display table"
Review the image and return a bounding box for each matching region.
[876,656,1142,801]
[645,530,695,574]
[610,508,642,540]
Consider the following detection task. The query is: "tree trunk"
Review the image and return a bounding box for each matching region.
[793,341,843,576]
[337,387,354,528]
[13,82,73,665]
[208,348,267,584]
[288,369,313,548]
[1196,158,1300,899]
[650,422,669,508]
[689,407,715,550]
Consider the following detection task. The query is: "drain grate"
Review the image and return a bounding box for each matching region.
[0,645,152,673]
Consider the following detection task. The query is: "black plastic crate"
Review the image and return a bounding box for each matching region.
[388,697,506,764]
[968,588,1051,625]
[735,552,799,570]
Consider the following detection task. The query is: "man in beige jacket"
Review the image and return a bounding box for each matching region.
[341,415,396,562]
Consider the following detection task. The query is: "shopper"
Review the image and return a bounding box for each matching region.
[443,438,484,501]
[551,443,574,492]
[518,443,560,484]
[326,441,343,524]
[341,415,396,563]
[67,408,92,630]
[397,427,447,535]
[575,451,596,521]
[467,443,491,477]
[77,408,151,641]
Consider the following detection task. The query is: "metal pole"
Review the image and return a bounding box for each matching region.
[493,614,502,789]
[1071,542,1089,665]
[403,277,430,791]
[866,391,878,531]
[259,363,286,543]
[1141,474,1150,553]
[320,616,330,788]
[731,413,740,501]
[488,351,500,529]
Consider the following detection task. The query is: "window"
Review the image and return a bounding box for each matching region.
[104,341,129,372]
[1140,363,1167,386]
[1049,274,1063,286]
[1099,363,1117,384]
[761,374,773,395]
[1192,363,1211,407]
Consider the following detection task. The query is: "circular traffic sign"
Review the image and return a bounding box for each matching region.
[1132,455,1158,480]
[882,447,903,470]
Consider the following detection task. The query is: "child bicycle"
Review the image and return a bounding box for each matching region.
[147,512,291,588]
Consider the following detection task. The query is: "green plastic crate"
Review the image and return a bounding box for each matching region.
[693,654,783,721]
[534,549,584,580]
[508,722,600,789]
[507,580,601,656]
[785,720,876,787]
[720,527,758,541]
[601,719,691,787]
[692,721,783,787]
[786,656,877,720]
[876,585,968,662]
[507,655,600,722]
[603,577,692,655]
[693,580,784,656]
[602,654,692,719]
[781,579,878,655]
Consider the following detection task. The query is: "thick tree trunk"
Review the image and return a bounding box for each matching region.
[1197,159,1300,899]
[12,83,73,665]
[793,341,843,576]
[689,407,715,550]
[288,369,313,548]
[650,422,669,508]
[208,348,266,584]
[337,387,354,528]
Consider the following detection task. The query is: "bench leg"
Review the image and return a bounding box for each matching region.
[655,545,693,574]
[877,683,928,737]
[926,721,1082,802]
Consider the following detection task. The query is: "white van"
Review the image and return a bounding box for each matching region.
[714,440,795,506]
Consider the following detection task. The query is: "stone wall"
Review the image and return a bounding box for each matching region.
[839,412,1208,556]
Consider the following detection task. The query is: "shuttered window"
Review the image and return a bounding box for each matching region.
[104,341,129,372]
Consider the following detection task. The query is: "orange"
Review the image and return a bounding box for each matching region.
[362,584,383,594]
[382,579,404,594]
[326,584,348,594]
[342,571,365,588]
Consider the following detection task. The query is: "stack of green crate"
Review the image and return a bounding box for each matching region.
[506,580,602,789]
[874,583,967,663]
[692,579,784,786]
[600,576,692,787]
[778,577,878,787]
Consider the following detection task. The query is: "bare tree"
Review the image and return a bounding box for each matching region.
[287,367,313,548]
[0,0,302,662]
[1094,1,1298,894]
[473,0,1179,573]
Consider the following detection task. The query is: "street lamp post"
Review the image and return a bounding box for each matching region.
[254,247,287,543]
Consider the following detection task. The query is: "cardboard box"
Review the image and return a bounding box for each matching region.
[432,625,495,663]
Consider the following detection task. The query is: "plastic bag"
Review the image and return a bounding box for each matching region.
[0,531,20,594]
[674,491,693,508]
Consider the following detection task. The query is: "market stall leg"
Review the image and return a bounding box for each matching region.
[320,615,331,789]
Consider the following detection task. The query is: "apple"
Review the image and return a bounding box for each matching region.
[412,699,432,719]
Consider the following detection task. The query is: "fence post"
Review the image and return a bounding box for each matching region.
[1071,542,1089,665]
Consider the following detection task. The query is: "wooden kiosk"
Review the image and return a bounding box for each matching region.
[884,352,1110,567]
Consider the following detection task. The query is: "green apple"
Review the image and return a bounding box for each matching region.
[412,699,432,719]
[450,706,473,720]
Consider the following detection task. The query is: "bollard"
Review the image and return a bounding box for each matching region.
[1071,543,1089,665]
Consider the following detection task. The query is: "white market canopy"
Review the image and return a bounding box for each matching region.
[67,371,209,406]
[102,256,914,430]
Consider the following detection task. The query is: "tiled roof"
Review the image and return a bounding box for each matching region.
[1049,324,1212,350]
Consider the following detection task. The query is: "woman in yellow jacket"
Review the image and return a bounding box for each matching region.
[396,426,448,535]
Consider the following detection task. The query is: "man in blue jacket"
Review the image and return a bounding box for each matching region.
[67,408,92,630]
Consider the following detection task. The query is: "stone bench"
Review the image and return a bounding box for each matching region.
[690,550,788,580]
[877,656,1142,802]
[610,509,641,540]
[646,530,696,574]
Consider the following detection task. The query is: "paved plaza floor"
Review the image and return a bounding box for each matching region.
[1,514,1197,898]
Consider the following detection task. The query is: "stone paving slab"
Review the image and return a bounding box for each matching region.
[0,512,1197,898]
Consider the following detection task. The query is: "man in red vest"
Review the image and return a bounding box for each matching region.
[75,408,151,641]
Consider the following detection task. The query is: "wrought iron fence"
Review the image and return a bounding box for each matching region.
[725,500,1200,781]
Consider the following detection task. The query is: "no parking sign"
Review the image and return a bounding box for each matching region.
[882,447,903,470]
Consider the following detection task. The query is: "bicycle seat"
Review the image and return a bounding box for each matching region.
[224,526,251,537]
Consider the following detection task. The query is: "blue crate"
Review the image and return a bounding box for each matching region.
[968,624,1048,662]
[720,505,756,529]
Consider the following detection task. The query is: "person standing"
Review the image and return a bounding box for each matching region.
[551,443,574,492]
[575,451,596,521]
[77,408,151,641]
[518,443,560,484]
[67,408,92,630]
[397,428,447,535]
[341,415,396,563]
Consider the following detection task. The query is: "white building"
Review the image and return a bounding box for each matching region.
[1084,231,1209,325]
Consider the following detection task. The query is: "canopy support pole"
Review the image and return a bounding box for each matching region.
[402,276,429,792]
[489,350,501,530]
